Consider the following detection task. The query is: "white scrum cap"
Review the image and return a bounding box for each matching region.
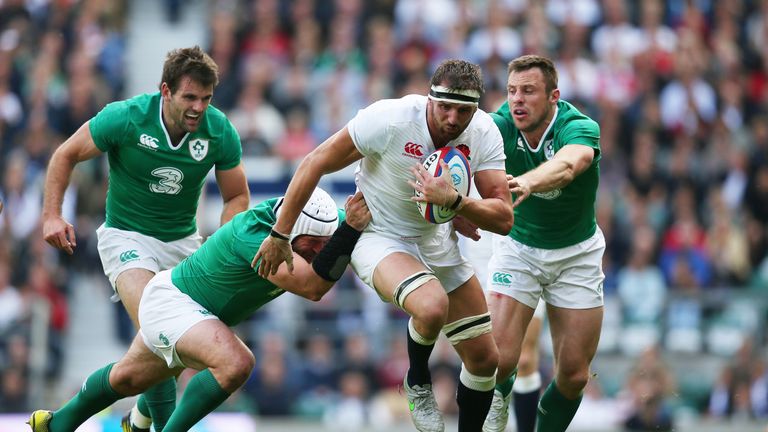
[274,187,339,241]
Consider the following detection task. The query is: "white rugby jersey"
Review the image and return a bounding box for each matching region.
[347,94,505,239]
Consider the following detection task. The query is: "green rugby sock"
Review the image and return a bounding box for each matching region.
[50,363,123,431]
[495,368,517,397]
[136,395,151,418]
[143,377,177,431]
[163,369,230,432]
[536,381,582,432]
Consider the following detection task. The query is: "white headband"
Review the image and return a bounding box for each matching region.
[428,85,481,106]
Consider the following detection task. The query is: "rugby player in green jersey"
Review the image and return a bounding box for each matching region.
[28,188,370,432]
[40,46,250,431]
[482,55,604,432]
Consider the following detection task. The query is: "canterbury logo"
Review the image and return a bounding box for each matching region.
[139,133,159,149]
[491,272,512,284]
[403,142,424,157]
[119,250,139,262]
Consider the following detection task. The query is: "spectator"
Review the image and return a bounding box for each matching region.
[620,346,676,431]
[709,338,768,420]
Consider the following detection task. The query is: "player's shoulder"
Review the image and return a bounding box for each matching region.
[556,100,598,128]
[365,94,425,119]
[469,107,497,130]
[205,103,230,122]
[487,101,515,131]
[101,92,157,117]
[353,95,425,131]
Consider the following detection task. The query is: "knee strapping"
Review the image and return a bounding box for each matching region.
[442,312,492,345]
[392,271,437,310]
[459,364,496,391]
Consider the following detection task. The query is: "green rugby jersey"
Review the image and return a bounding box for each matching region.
[171,198,345,326]
[89,92,242,241]
[492,100,600,249]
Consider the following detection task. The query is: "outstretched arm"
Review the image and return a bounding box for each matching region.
[253,127,363,277]
[214,162,250,225]
[42,122,103,254]
[508,144,594,208]
[267,191,370,299]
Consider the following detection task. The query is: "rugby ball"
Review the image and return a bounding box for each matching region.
[415,146,471,224]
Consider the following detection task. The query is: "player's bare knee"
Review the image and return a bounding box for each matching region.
[462,346,498,376]
[558,367,590,393]
[109,363,149,396]
[216,350,255,391]
[410,299,448,331]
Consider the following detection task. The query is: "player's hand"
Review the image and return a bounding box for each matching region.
[452,215,480,241]
[507,174,532,208]
[43,215,77,255]
[410,160,457,207]
[344,191,371,231]
[252,234,294,277]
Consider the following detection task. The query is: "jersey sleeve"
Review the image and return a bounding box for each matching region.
[346,101,391,157]
[559,118,601,155]
[89,101,130,152]
[215,119,243,170]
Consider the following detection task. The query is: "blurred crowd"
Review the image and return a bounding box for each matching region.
[1,0,768,428]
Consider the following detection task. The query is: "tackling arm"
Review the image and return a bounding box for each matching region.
[267,253,335,301]
[254,127,363,277]
[508,144,594,207]
[268,190,370,300]
[42,121,103,254]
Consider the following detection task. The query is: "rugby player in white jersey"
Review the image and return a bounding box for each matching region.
[255,59,514,432]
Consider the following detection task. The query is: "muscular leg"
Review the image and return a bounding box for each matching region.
[372,252,448,431]
[49,334,176,431]
[163,319,255,432]
[488,292,536,384]
[117,269,177,431]
[537,304,602,432]
[448,277,499,431]
[481,292,535,432]
[373,253,448,387]
[514,315,543,432]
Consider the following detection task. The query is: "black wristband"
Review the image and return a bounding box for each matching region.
[312,222,362,281]
[270,228,290,241]
[449,193,463,211]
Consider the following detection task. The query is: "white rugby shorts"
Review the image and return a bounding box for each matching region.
[351,225,475,299]
[138,270,218,368]
[487,228,605,310]
[96,223,201,294]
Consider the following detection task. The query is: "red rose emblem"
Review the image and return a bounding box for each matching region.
[456,144,471,160]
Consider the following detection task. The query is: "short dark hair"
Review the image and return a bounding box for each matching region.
[507,55,558,92]
[160,46,219,94]
[430,59,484,95]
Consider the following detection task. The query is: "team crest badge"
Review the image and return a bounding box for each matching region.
[544,140,555,160]
[189,139,209,161]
